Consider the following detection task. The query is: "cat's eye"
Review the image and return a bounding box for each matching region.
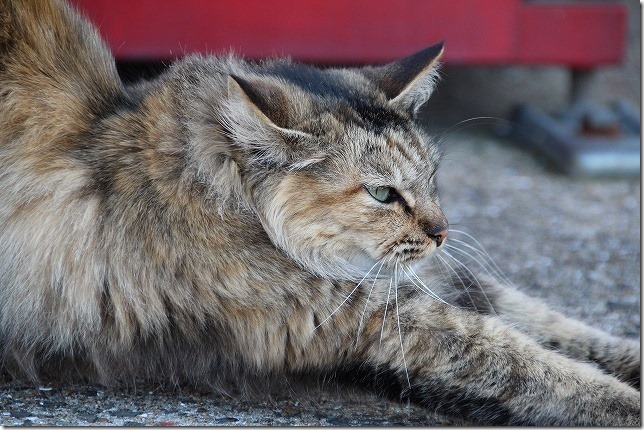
[365,185,393,203]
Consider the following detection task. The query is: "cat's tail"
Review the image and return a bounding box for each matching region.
[0,0,124,128]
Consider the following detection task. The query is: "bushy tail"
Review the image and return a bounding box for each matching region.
[0,0,123,128]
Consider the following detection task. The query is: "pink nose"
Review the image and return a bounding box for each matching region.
[430,228,448,247]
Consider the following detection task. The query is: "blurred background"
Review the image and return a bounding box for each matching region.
[73,0,641,176]
[72,0,640,121]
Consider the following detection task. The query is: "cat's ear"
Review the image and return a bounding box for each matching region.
[223,75,316,167]
[362,42,444,116]
[227,74,293,130]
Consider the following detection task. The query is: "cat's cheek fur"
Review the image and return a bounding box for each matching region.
[254,173,383,280]
[255,169,445,278]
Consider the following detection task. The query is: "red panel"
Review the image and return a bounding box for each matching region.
[516,3,627,68]
[72,0,626,67]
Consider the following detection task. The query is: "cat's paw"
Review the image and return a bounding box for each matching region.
[616,339,640,390]
[570,381,640,426]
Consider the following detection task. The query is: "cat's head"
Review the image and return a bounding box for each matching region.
[220,43,448,280]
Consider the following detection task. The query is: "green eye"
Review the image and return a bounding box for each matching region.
[365,185,392,203]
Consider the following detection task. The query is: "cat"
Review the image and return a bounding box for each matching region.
[0,0,639,425]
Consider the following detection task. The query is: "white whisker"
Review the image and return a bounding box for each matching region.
[394,261,411,390]
[445,243,505,285]
[446,244,511,291]
[436,253,478,311]
[435,116,512,148]
[403,265,454,307]
[379,276,394,345]
[449,229,515,288]
[313,259,381,331]
[355,259,386,349]
[441,250,497,315]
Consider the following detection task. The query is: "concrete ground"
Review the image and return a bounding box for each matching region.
[0,127,639,426]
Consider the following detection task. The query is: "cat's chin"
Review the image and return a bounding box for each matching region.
[307,252,432,283]
[298,252,381,282]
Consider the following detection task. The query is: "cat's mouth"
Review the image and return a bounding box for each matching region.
[393,244,432,263]
[374,223,449,268]
[378,236,447,267]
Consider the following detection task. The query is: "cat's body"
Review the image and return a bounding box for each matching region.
[0,0,639,425]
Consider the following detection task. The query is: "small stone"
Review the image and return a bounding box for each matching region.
[76,413,98,423]
[110,409,139,418]
[326,417,352,426]
[214,417,239,424]
[40,400,67,409]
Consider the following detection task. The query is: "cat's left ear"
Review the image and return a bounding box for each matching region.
[361,42,444,116]
[223,75,317,167]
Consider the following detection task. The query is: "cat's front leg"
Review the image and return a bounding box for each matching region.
[311,292,640,426]
[458,274,640,389]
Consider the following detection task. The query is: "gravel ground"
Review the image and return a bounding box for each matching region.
[0,129,640,426]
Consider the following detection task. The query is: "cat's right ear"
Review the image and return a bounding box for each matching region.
[361,43,444,116]
[222,75,316,167]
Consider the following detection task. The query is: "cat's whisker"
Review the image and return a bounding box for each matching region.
[394,260,411,390]
[435,253,479,312]
[354,259,386,349]
[434,116,513,148]
[404,270,447,304]
[379,276,394,346]
[402,264,454,307]
[439,116,510,135]
[446,238,506,281]
[441,250,497,315]
[313,259,381,331]
[445,243,507,288]
[449,229,516,288]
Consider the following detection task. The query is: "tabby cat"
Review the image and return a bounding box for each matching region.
[0,0,639,425]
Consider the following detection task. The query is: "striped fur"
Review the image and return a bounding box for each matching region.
[0,0,639,425]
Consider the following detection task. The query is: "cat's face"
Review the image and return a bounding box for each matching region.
[267,121,447,280]
[220,44,447,280]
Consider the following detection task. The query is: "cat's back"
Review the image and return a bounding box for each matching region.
[0,0,126,154]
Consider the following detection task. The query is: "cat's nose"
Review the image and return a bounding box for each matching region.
[432,228,448,247]
[426,225,448,247]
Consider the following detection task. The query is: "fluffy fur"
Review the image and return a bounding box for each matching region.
[0,0,639,425]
